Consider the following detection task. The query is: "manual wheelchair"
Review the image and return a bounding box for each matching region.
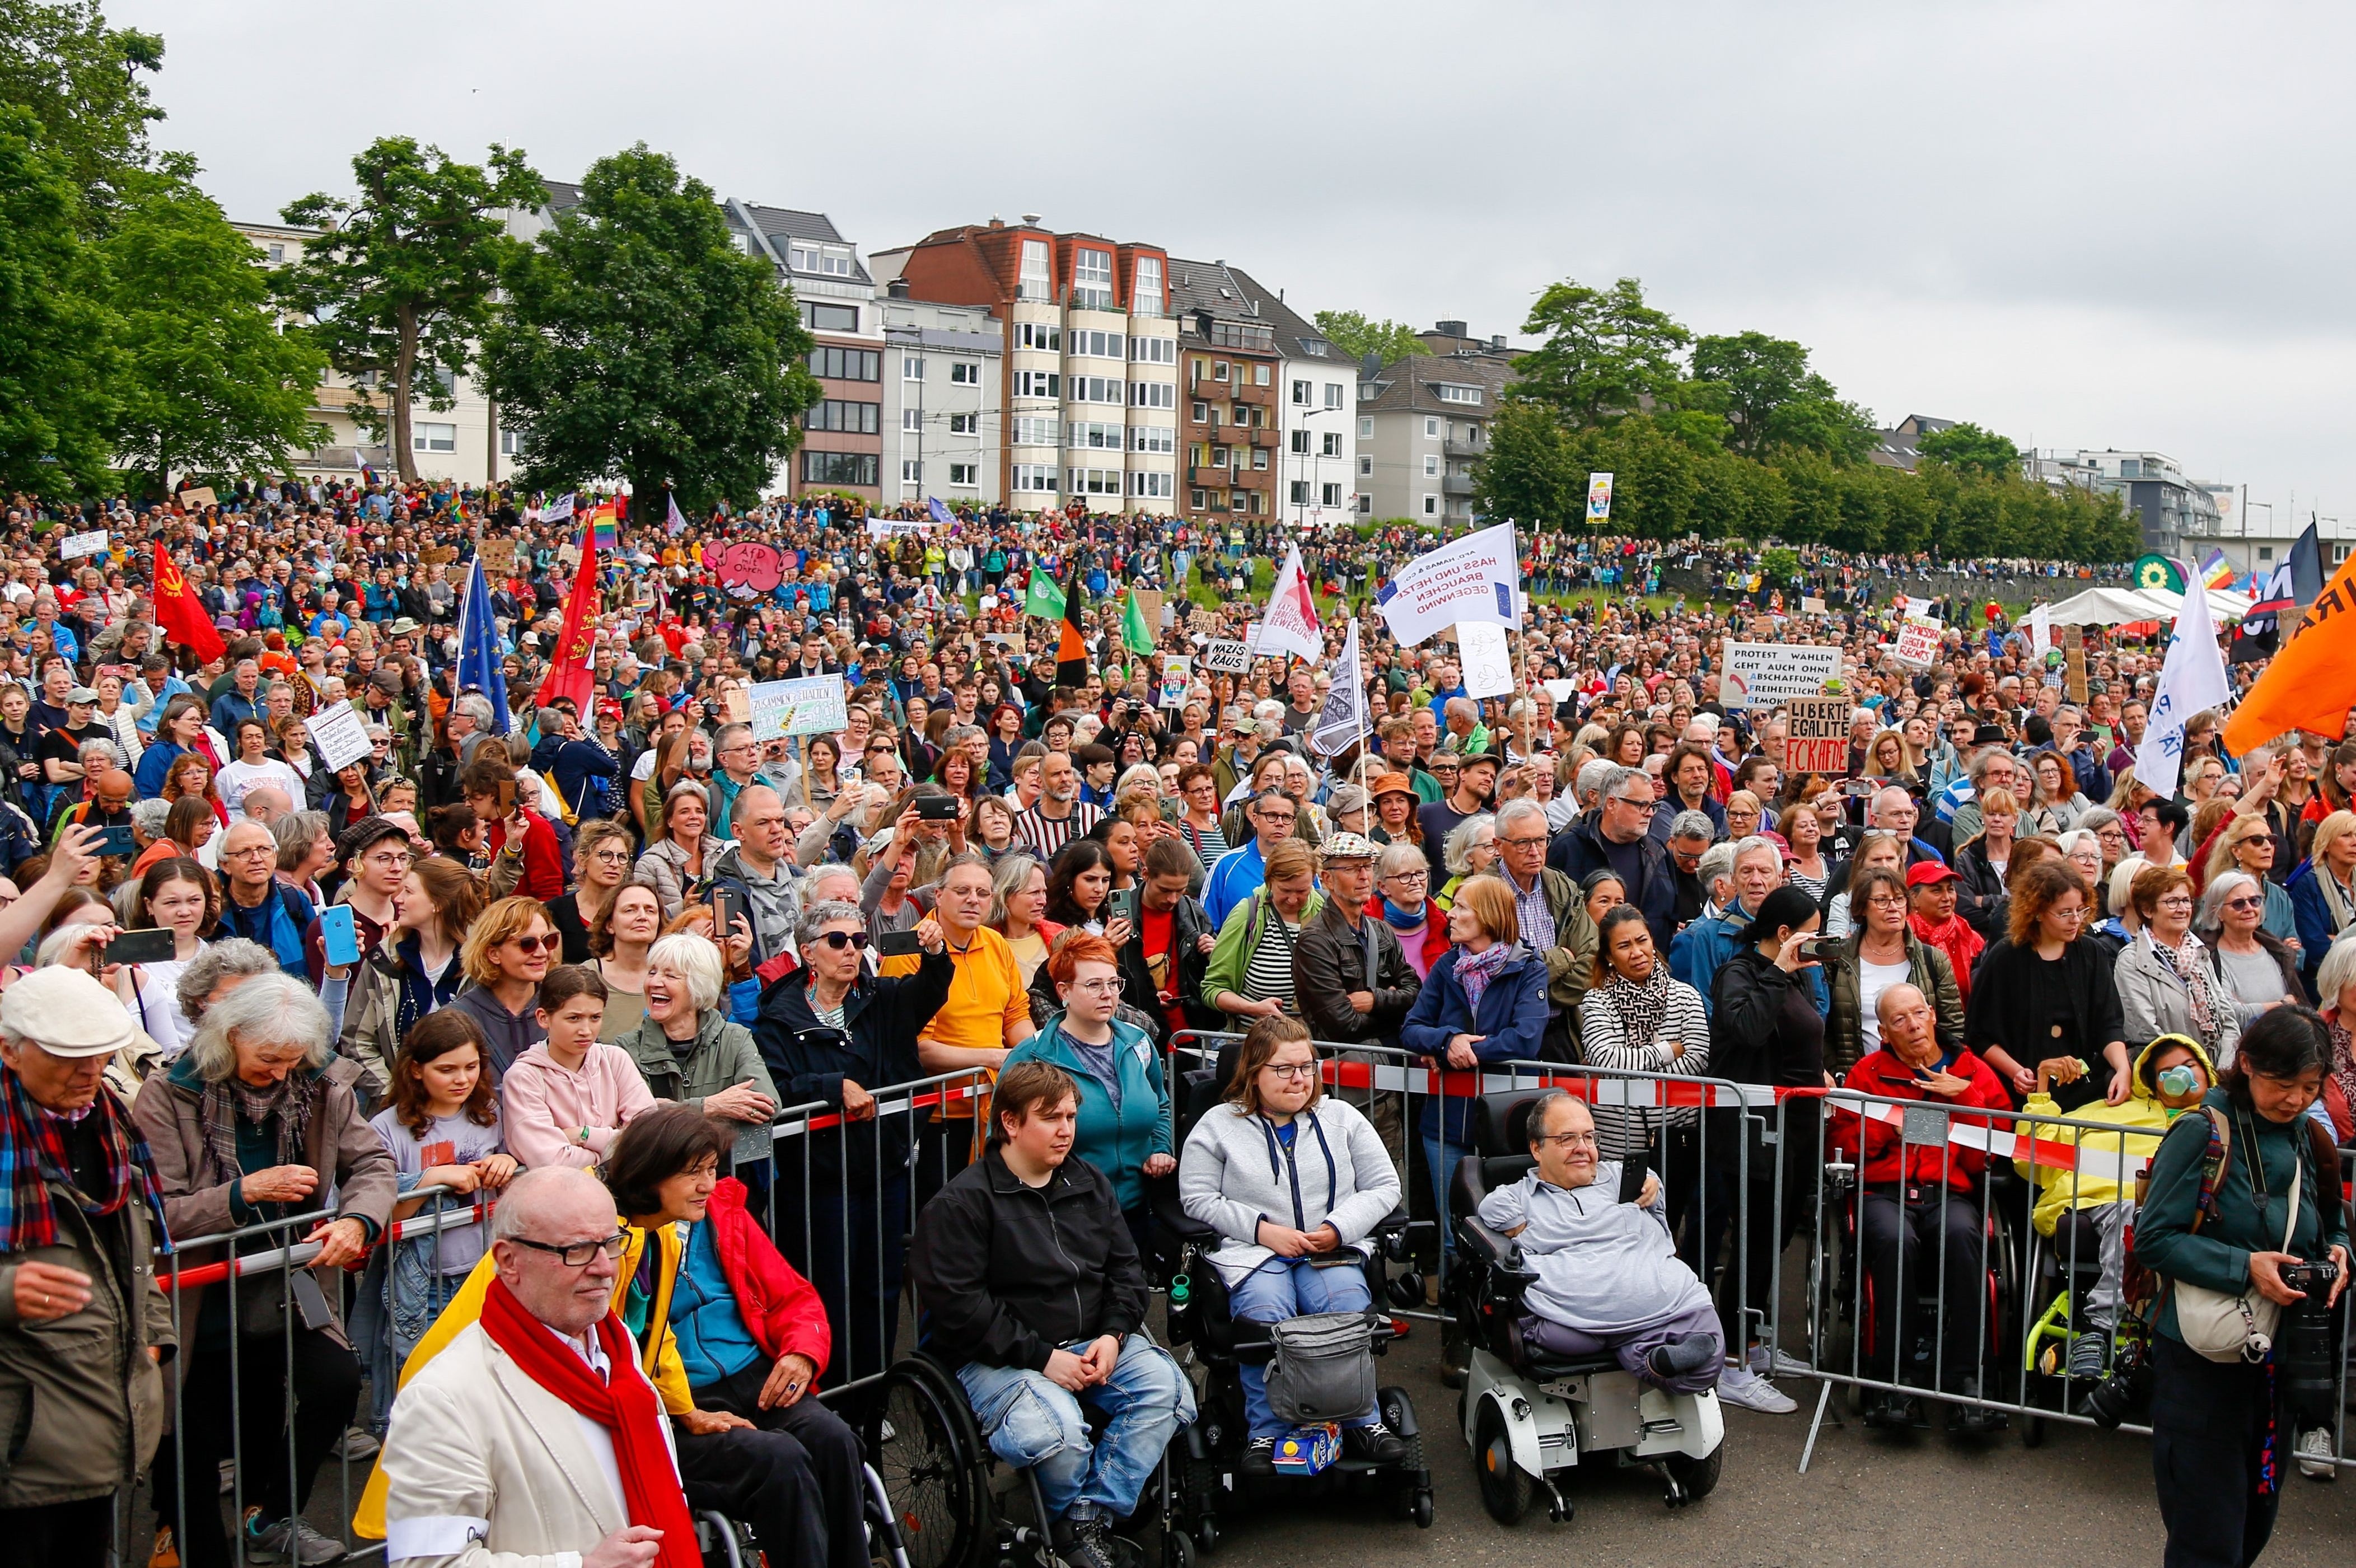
[1446,1089,1725,1527]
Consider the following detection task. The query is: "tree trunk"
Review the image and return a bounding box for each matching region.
[393,303,419,484]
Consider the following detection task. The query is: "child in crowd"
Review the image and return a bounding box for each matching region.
[497,963,657,1170]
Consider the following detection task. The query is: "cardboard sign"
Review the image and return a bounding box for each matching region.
[1889,617,1943,668]
[747,676,847,741]
[1801,596,1828,615]
[304,701,373,774]
[1202,639,1251,674]
[1133,589,1164,634]
[2063,624,2089,704]
[1721,641,1841,710]
[1784,696,1852,776]
[179,486,217,509]
[476,537,517,575]
[419,545,460,565]
[58,529,109,561]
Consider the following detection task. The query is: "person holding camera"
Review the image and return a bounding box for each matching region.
[2135,1005,2352,1563]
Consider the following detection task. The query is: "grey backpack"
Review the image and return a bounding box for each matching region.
[1264,1309,1377,1425]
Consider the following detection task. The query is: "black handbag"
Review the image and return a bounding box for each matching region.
[237,1267,334,1340]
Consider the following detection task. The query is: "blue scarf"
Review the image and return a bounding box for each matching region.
[1381,898,1427,929]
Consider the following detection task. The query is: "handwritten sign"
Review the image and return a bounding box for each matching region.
[1201,639,1251,674]
[59,529,109,561]
[476,537,517,575]
[1158,656,1191,709]
[179,486,217,509]
[304,701,373,774]
[747,676,846,741]
[1889,617,1943,669]
[1785,696,1852,776]
[1460,621,1513,699]
[1721,642,1841,710]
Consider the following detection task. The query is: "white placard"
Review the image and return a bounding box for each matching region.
[1460,621,1514,699]
[1201,639,1251,673]
[304,701,373,774]
[1890,617,1944,668]
[1720,641,1841,710]
[748,675,848,740]
[1157,657,1191,709]
[59,528,109,560]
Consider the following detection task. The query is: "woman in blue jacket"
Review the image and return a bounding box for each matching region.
[998,932,1174,1245]
[1399,873,1549,1257]
[2284,811,2356,999]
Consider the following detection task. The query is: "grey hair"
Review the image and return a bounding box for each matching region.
[1600,764,1648,803]
[647,931,724,1014]
[184,971,331,1084]
[2078,806,2123,838]
[2315,934,2356,1008]
[713,722,753,755]
[1731,834,1781,871]
[77,737,122,769]
[1967,746,2016,786]
[1493,798,1550,840]
[1696,840,1738,901]
[453,693,495,728]
[491,1166,615,1246]
[794,897,864,955]
[1668,808,1717,844]
[274,809,328,873]
[2055,828,2101,860]
[535,707,569,737]
[987,854,1042,927]
[1574,759,1616,803]
[2196,870,2262,935]
[1522,1087,1579,1148]
[1442,811,1497,877]
[174,938,284,1025]
[129,798,171,837]
[1377,840,1428,880]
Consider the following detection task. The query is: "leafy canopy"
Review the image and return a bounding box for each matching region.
[1311,310,1425,366]
[1509,277,1691,427]
[0,0,162,230]
[1916,422,2022,479]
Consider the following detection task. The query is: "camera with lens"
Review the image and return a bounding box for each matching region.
[2275,1262,2343,1426]
[2279,1260,2339,1297]
[2082,1328,2149,1429]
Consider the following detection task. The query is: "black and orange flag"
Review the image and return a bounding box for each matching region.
[1055,556,1090,687]
[2224,547,2356,754]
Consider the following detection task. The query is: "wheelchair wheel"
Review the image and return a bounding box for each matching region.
[1163,1528,1194,1568]
[1472,1400,1534,1526]
[876,1357,990,1568]
[1662,1443,1721,1505]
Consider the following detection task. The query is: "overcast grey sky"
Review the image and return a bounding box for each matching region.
[119,1,2355,540]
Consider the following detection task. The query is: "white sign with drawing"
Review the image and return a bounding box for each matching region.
[748,676,848,740]
[1459,621,1514,699]
[304,701,373,774]
[1720,641,1841,710]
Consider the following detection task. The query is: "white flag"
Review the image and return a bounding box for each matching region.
[1255,544,1325,662]
[538,493,575,526]
[1373,522,1520,648]
[2134,573,2232,799]
[666,492,689,537]
[1308,619,1367,757]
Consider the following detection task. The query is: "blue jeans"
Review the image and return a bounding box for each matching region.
[1423,1134,1469,1258]
[956,1335,1195,1522]
[1227,1258,1378,1439]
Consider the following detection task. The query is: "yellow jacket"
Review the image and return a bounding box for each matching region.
[353,1217,691,1538]
[2012,1035,2218,1238]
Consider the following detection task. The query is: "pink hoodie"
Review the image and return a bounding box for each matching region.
[498,1041,659,1171]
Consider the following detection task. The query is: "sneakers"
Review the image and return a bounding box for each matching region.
[147,1525,180,1568]
[1947,1378,2007,1435]
[1240,1436,1277,1477]
[1053,1511,1116,1568]
[333,1426,380,1462]
[1715,1364,1798,1414]
[2297,1427,2338,1481]
[2067,1329,2109,1384]
[1343,1420,1408,1466]
[241,1511,347,1566]
[1746,1343,1815,1379]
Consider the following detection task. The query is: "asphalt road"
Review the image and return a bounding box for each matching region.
[1213,1325,2356,1568]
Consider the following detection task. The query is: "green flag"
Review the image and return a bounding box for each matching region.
[1025,572,1065,619]
[1121,590,1154,656]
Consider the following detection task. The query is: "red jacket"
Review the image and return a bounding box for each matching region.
[1364,894,1450,975]
[1831,1047,2011,1193]
[485,806,565,901]
[707,1177,834,1379]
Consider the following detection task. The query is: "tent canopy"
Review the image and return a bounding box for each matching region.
[2042,584,2248,627]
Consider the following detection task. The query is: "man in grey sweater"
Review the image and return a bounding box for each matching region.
[1475,1090,1721,1392]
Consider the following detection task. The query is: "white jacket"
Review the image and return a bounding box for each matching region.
[379,1319,678,1568]
[1179,1096,1401,1286]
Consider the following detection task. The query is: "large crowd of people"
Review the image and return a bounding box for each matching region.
[0,472,2348,1568]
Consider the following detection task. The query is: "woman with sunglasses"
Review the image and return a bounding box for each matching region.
[448,896,557,1075]
[2197,871,2304,1027]
[754,898,952,1383]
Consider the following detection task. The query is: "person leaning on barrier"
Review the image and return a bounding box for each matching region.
[756,899,951,1385]
[1489,799,1600,1061]
[625,932,778,1126]
[1177,1014,1407,1476]
[1966,859,2129,1112]
[1294,831,1422,1051]
[133,971,396,1568]
[1820,864,1965,1080]
[0,968,175,1567]
[1577,902,1712,1209]
[1830,982,2012,1433]
[1474,1089,1723,1394]
[2135,1006,2352,1563]
[907,1060,1196,1568]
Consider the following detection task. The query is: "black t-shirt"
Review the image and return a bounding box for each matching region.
[40,722,108,769]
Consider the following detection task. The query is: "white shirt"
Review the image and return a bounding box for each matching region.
[1857,957,1913,1052]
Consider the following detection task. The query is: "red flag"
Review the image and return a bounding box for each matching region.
[540,536,600,715]
[149,539,225,664]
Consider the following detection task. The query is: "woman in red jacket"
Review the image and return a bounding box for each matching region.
[1830,980,2012,1431]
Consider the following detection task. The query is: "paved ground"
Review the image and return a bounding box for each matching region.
[1214,1326,2356,1568]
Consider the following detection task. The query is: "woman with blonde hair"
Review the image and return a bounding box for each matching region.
[448,895,557,1073]
[2200,813,2300,948]
[1202,836,1324,1023]
[2290,809,2356,998]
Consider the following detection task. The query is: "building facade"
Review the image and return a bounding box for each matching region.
[1354,323,1513,522]
[1191,265,1358,527]
[872,218,1180,514]
[2022,448,2225,557]
[878,286,1003,507]
[1167,260,1283,521]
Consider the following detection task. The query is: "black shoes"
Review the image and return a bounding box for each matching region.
[1054,1513,1116,1568]
[1240,1436,1277,1477]
[1344,1420,1409,1466]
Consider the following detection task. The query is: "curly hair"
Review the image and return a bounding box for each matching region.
[2006,858,2089,949]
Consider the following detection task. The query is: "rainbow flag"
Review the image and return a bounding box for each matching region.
[590,501,619,549]
[2198,547,2234,590]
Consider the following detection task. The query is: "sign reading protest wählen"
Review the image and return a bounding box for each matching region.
[1720,641,1841,710]
[1784,696,1852,776]
[747,676,847,740]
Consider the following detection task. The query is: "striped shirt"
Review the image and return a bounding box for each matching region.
[1241,911,1303,1011]
[1576,975,1712,1154]
[1180,818,1230,874]
[1014,800,1103,860]
[1504,869,1556,954]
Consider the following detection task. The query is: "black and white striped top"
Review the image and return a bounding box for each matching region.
[1014,801,1104,860]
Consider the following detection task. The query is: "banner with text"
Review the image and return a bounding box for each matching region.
[1784,696,1852,775]
[1720,641,1841,710]
[748,676,848,740]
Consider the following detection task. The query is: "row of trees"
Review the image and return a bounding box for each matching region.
[1460,275,2140,561]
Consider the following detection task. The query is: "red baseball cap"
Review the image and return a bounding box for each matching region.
[1905,860,1961,887]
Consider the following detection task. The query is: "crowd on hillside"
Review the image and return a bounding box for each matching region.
[0,472,2345,1568]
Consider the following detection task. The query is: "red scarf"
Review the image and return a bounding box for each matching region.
[1909,912,1984,1004]
[478,1275,700,1568]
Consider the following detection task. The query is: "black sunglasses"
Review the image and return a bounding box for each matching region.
[815,930,872,952]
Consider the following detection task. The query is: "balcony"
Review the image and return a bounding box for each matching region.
[1443,439,1481,460]
[1442,474,1476,497]
[1250,427,1279,448]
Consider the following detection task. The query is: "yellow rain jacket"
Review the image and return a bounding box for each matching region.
[2012,1035,2219,1238]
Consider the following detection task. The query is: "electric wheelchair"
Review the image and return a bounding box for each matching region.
[1446,1089,1725,1527]
[693,1463,917,1568]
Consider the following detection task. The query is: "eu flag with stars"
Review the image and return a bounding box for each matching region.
[456,555,511,734]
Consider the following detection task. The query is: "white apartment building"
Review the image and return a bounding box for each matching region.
[878,288,1003,506]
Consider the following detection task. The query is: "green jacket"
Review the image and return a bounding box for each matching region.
[1818,928,1965,1077]
[998,1017,1172,1214]
[628,1005,777,1116]
[1202,889,1327,1019]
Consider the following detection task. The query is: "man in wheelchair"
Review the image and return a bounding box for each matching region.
[1474,1089,1723,1392]
[908,1060,1197,1568]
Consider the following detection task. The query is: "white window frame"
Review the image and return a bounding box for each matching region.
[949,361,980,385]
[1291,380,1311,405]
[948,413,978,436]
[1424,417,1440,438]
[1321,483,1343,507]
[413,422,457,453]
[949,463,979,487]
[1321,432,1342,457]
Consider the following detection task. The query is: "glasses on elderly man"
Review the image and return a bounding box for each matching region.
[509,1232,629,1268]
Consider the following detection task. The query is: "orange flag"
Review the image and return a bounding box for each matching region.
[150,539,226,665]
[2224,549,2356,754]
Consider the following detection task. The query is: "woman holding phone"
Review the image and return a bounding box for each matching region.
[113,856,216,1059]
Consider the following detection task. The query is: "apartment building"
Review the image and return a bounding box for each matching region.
[2021,447,2224,556]
[1355,322,1514,522]
[878,284,1002,506]
[872,217,1181,514]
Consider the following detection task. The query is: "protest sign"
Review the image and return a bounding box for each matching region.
[1586,472,1614,522]
[1889,617,1943,668]
[476,537,517,575]
[1800,596,1827,615]
[305,701,373,774]
[1202,639,1251,673]
[865,517,928,538]
[1720,642,1841,710]
[59,529,109,561]
[1460,621,1514,699]
[1158,656,1190,709]
[179,486,217,509]
[747,676,846,741]
[1373,523,1520,647]
[1785,696,1852,775]
[2063,625,2089,704]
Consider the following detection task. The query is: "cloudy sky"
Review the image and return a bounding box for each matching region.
[120,1,2354,540]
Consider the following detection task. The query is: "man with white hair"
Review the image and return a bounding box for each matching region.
[1670,835,1817,1018]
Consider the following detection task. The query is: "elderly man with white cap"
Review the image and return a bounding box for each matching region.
[0,967,174,1566]
[1292,832,1423,1052]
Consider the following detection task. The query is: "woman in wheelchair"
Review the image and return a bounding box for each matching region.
[1831,983,2012,1429]
[907,1060,1196,1568]
[1177,1015,1409,1475]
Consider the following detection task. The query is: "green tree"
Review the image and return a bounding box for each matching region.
[1509,277,1691,428]
[1689,330,1875,462]
[0,107,115,494]
[277,135,541,482]
[1916,420,2020,478]
[482,143,817,514]
[104,166,326,495]
[1471,399,1577,525]
[0,0,163,230]
[1311,309,1425,366]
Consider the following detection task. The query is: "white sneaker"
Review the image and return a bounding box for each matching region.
[1717,1364,1798,1414]
[2297,1426,2338,1481]
[1747,1344,1814,1379]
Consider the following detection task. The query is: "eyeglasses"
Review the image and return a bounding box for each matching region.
[507,933,554,953]
[814,930,871,951]
[365,851,411,869]
[509,1231,629,1268]
[1382,869,1429,886]
[1500,835,1548,849]
[1262,1061,1319,1081]
[225,844,275,859]
[1067,978,1123,996]
[1536,1130,1598,1149]
[2223,897,2264,911]
[591,849,632,865]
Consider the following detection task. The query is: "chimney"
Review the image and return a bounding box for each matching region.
[987,214,1003,228]
[1020,212,1043,226]
[1361,351,1383,379]
[1434,319,1467,339]
[1490,334,1506,352]
[887,278,910,299]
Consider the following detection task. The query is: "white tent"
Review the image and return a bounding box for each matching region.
[2137,584,2254,628]
[2041,584,2249,627]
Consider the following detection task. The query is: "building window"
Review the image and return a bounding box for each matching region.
[1018,322,1062,352]
[805,302,860,333]
[1358,456,1372,476]
[1289,430,1310,455]
[901,460,922,484]
[1190,400,1210,424]
[1014,416,1060,446]
[1325,383,1344,409]
[1018,239,1051,302]
[947,361,980,385]
[1073,248,1114,310]
[1130,471,1173,499]
[1422,493,1437,516]
[1068,421,1123,451]
[1424,417,1439,438]
[1011,462,1058,493]
[1291,380,1311,405]
[1130,336,1175,364]
[1072,330,1124,358]
[901,408,922,433]
[1190,489,1207,509]
[1322,432,1342,457]
[412,422,457,453]
[1289,480,1310,505]
[1211,446,1230,469]
[805,400,880,434]
[1359,416,1373,439]
[809,347,880,381]
[1131,381,1175,409]
[266,242,287,263]
[949,462,979,486]
[1130,425,1175,454]
[1231,404,1249,427]
[903,356,924,380]
[1423,455,1439,478]
[820,247,853,277]
[499,428,522,456]
[1133,256,1163,312]
[1322,483,1343,507]
[802,451,880,486]
[1254,364,1271,386]
[1069,375,1124,404]
[789,242,820,272]
[1252,449,1269,471]
[1015,370,1061,399]
[432,367,457,394]
[1434,382,1482,405]
[948,413,978,436]
[1213,361,1230,382]
[1067,467,1122,496]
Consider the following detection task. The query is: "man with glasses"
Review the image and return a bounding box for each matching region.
[702,720,761,841]
[1553,764,1678,953]
[215,818,314,979]
[1294,832,1422,1053]
[712,784,800,971]
[1418,749,1499,879]
[1489,799,1600,1056]
[1202,789,1298,932]
[377,1167,690,1568]
[302,815,410,984]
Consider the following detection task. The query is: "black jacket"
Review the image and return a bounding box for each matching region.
[1549,810,1677,953]
[755,948,953,1171]
[908,1146,1147,1372]
[1292,899,1420,1047]
[1708,946,1827,1089]
[1117,893,1221,1035]
[1952,838,2008,941]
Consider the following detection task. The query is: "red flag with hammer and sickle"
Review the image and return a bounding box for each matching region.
[539,535,600,715]
[150,539,226,664]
